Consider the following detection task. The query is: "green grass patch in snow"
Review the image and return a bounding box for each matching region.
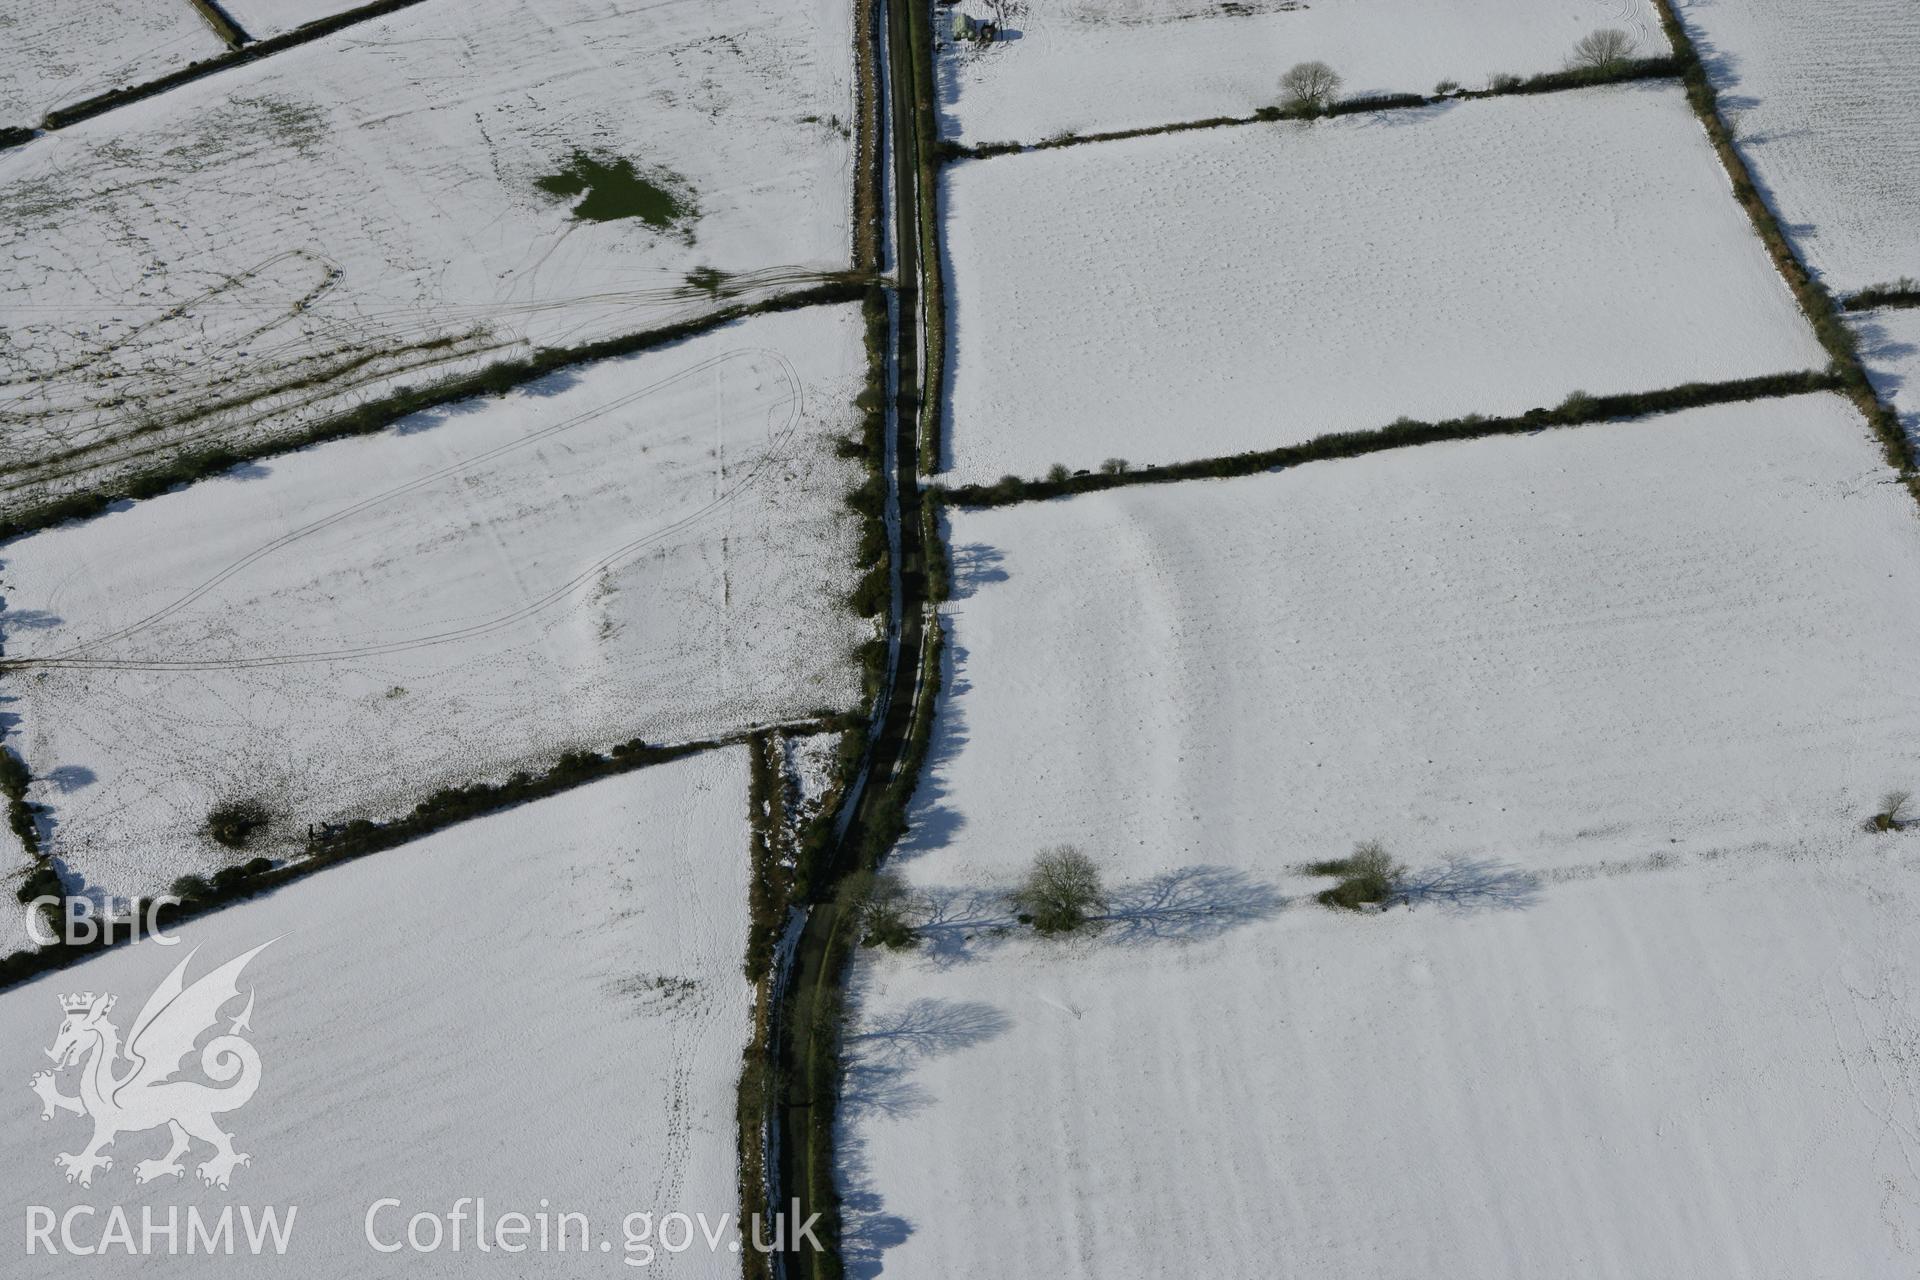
[534,150,696,230]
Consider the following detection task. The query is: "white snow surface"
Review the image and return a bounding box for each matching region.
[1853,306,1920,453]
[939,84,1824,484]
[921,395,1920,878]
[938,0,1660,146]
[842,851,1920,1278]
[1674,0,1920,293]
[220,0,393,39]
[0,0,226,127]
[782,730,844,830]
[0,0,855,502]
[1,750,753,1277]
[842,395,1920,1276]
[0,305,866,954]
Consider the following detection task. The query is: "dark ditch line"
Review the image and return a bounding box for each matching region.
[1652,0,1917,502]
[36,0,439,134]
[0,280,868,547]
[0,715,856,995]
[936,56,1682,163]
[941,370,1839,508]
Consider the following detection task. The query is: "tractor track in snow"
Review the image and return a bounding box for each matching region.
[1,347,804,673]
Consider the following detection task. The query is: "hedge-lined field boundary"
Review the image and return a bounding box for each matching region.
[1845,282,1920,313]
[1651,0,1917,500]
[0,745,39,858]
[40,0,438,131]
[937,57,1681,163]
[0,280,866,546]
[904,1,947,476]
[850,0,883,276]
[0,715,855,994]
[941,370,1839,507]
[736,730,788,1280]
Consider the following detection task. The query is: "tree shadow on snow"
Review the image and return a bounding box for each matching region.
[1851,317,1919,447]
[911,864,1289,968]
[1100,863,1290,942]
[1344,98,1458,129]
[838,995,1011,1277]
[833,868,1285,1271]
[44,765,95,793]
[0,601,65,638]
[1399,856,1541,913]
[1852,315,1917,380]
[947,541,1008,599]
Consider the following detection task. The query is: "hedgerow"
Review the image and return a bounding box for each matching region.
[1,281,866,545]
[939,58,1682,162]
[942,371,1838,507]
[1649,0,1916,498]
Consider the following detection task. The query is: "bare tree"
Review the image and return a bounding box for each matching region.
[1012,845,1107,934]
[1279,61,1343,114]
[1312,839,1407,910]
[859,871,921,948]
[1875,789,1914,832]
[1568,28,1637,73]
[1345,840,1404,897]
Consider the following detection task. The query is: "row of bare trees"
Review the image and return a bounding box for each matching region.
[859,785,1917,948]
[1276,28,1643,117]
[861,844,1107,948]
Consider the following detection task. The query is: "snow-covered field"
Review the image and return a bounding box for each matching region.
[939,84,1823,484]
[0,2,226,129]
[1,749,755,1277]
[0,305,866,954]
[922,394,1920,876]
[843,394,1920,1275]
[843,851,1920,1278]
[1675,0,1920,294]
[937,0,1659,146]
[222,0,397,39]
[1854,307,1920,449]
[0,0,855,507]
